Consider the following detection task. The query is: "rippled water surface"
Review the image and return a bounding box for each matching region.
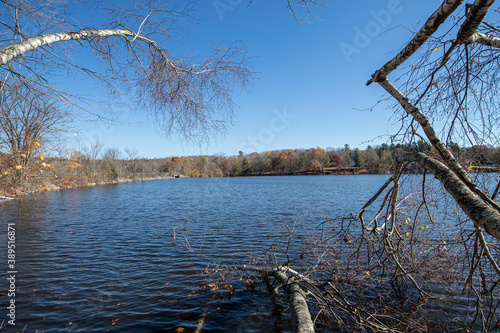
[0,175,391,332]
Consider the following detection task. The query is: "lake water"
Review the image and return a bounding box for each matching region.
[0,174,430,332]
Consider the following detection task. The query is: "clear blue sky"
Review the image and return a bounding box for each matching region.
[67,0,439,158]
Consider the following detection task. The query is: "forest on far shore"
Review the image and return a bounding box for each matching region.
[1,140,498,196]
[164,142,500,177]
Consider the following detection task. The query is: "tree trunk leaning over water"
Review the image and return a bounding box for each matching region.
[367,0,500,240]
[352,1,500,330]
[397,152,500,239]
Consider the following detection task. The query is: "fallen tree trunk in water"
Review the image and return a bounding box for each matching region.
[267,267,315,333]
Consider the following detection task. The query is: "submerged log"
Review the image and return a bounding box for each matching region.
[271,268,315,333]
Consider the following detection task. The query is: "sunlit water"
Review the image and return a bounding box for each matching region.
[0,174,465,332]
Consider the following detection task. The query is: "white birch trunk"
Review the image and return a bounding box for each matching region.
[0,29,173,67]
[377,77,500,214]
[468,31,500,47]
[272,269,315,333]
[367,0,463,85]
[456,0,496,44]
[397,152,500,240]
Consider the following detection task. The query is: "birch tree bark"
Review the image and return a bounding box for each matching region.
[0,1,252,140]
[397,152,500,239]
[351,1,500,329]
[367,0,500,239]
[271,268,315,333]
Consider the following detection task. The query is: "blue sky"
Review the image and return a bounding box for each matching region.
[68,0,439,158]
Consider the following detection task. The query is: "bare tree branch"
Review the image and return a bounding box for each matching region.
[397,152,500,240]
[456,0,496,44]
[469,31,500,46]
[367,0,464,85]
[0,1,252,141]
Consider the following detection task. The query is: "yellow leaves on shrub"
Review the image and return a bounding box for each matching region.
[35,142,41,146]
[15,165,22,169]
[435,47,439,51]
[366,271,370,276]
[40,156,44,160]
[175,328,185,333]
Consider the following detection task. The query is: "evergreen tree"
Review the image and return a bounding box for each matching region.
[354,148,364,168]
[241,157,252,176]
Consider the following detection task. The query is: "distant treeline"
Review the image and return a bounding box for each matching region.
[1,141,499,196]
[163,142,500,178]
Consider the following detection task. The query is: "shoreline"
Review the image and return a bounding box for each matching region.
[1,174,181,199]
[6,168,492,199]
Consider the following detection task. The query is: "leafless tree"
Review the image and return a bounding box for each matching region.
[80,138,104,181]
[0,80,67,159]
[0,0,252,140]
[0,78,68,192]
[341,0,500,330]
[0,78,68,186]
[101,146,122,180]
[251,2,500,332]
[284,0,330,23]
[124,145,142,177]
[124,146,139,160]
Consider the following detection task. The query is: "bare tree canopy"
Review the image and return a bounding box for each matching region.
[343,0,500,330]
[239,1,500,331]
[0,0,252,140]
[0,79,67,158]
[365,0,500,238]
[284,0,330,23]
